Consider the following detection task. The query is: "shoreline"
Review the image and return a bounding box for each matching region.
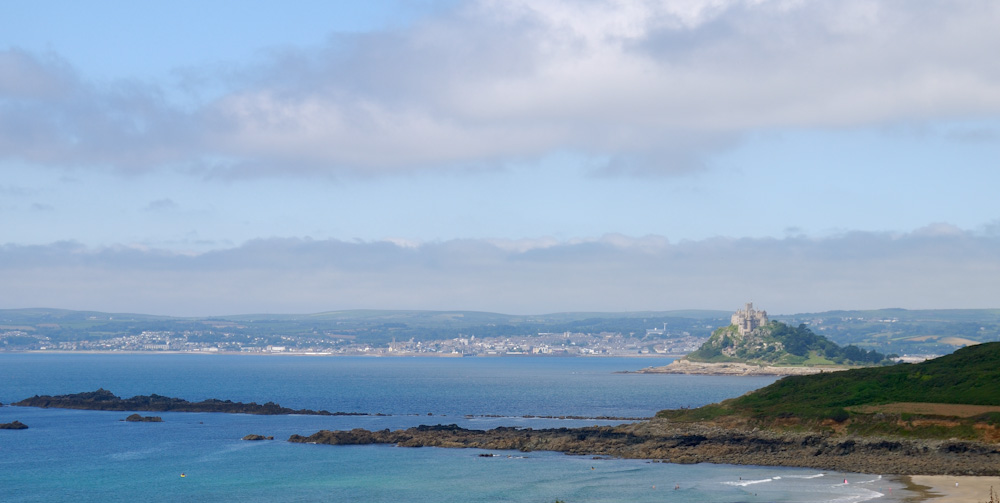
[902,475,1000,502]
[636,358,847,376]
[288,421,1000,476]
[8,350,685,358]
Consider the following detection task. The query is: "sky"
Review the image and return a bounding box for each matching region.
[1,0,999,317]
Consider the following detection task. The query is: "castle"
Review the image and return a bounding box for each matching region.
[731,302,768,336]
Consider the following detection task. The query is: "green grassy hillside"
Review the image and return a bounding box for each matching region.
[738,342,1000,412]
[662,342,1000,427]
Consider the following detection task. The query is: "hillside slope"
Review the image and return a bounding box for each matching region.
[660,342,1000,436]
[731,341,1000,414]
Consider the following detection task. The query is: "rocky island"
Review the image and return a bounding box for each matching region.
[639,303,893,375]
[124,413,163,422]
[290,342,1000,476]
[12,389,345,416]
[0,420,29,430]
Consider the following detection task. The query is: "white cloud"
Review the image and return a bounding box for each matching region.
[1,228,997,316]
[2,0,999,177]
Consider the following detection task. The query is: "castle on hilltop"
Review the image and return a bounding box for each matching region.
[731,302,768,336]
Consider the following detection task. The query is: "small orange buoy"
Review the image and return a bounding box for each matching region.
[181,473,186,478]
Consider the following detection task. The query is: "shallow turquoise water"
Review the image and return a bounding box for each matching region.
[0,354,908,502]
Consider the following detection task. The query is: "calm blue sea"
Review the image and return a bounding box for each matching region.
[0,354,909,502]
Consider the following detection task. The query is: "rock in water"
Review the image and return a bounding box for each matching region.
[124,413,163,422]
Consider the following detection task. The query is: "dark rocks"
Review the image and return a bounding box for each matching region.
[12,389,337,416]
[288,419,1000,476]
[242,434,275,441]
[0,420,28,430]
[124,413,163,422]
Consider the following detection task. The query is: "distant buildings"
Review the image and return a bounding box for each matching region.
[731,302,768,336]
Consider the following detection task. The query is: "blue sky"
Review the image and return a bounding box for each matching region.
[2,0,999,316]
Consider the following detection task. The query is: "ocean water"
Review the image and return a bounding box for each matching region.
[0,354,909,502]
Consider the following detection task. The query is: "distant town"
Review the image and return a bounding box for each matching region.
[2,307,998,357]
[2,325,706,357]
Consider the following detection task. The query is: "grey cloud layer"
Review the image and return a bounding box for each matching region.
[2,0,999,176]
[0,49,199,172]
[3,230,996,316]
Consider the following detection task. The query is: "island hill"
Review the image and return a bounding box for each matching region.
[291,341,1000,475]
[642,303,895,375]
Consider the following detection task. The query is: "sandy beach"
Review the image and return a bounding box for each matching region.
[905,475,1000,502]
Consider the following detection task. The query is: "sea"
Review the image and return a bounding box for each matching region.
[0,354,912,502]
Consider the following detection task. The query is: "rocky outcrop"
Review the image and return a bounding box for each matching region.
[124,413,163,422]
[637,359,833,376]
[0,420,28,429]
[12,389,339,415]
[288,420,1000,476]
[243,434,275,441]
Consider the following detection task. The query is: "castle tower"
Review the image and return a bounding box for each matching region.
[731,302,768,336]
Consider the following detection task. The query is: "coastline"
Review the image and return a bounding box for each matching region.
[903,475,1000,502]
[12,349,684,358]
[636,358,845,376]
[289,420,1000,476]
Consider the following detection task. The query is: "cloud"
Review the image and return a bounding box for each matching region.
[3,0,1000,177]
[1,228,997,316]
[144,198,179,211]
[0,48,200,173]
[0,184,34,196]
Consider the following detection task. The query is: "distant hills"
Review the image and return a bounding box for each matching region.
[0,307,729,353]
[2,307,1000,355]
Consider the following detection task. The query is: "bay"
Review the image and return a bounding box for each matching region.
[0,354,908,502]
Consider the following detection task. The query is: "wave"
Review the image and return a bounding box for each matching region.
[786,473,826,479]
[824,488,885,503]
[107,447,162,461]
[722,478,774,487]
